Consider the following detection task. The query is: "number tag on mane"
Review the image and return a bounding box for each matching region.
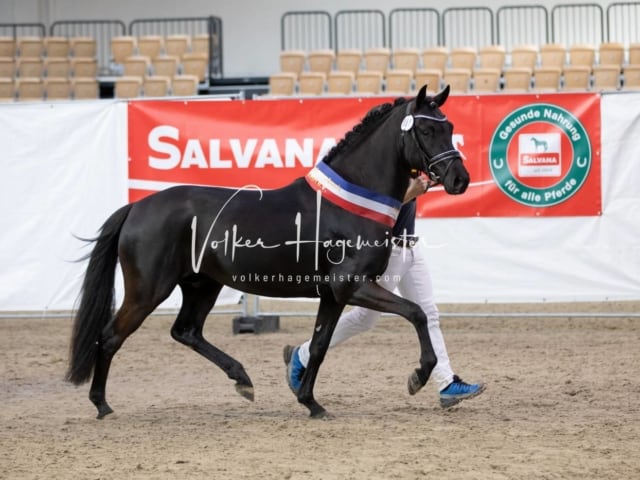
[400,115,414,132]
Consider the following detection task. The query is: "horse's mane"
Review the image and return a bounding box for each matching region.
[324,97,410,163]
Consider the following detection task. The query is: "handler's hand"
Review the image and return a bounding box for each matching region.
[403,176,429,203]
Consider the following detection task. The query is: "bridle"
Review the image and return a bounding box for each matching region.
[400,101,462,188]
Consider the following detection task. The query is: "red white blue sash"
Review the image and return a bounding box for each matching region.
[305,161,401,227]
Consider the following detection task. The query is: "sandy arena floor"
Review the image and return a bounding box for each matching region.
[1,300,639,479]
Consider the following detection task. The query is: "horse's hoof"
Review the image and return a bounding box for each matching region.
[96,404,114,419]
[408,370,425,396]
[310,409,333,420]
[235,383,255,401]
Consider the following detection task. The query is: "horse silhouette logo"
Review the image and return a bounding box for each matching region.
[518,133,561,178]
[530,137,548,152]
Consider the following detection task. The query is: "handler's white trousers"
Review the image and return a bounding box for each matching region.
[298,243,455,392]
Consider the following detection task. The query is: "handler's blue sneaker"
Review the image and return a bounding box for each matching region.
[439,375,486,408]
[283,345,305,394]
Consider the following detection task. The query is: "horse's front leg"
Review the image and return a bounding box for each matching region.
[296,294,345,418]
[349,281,437,395]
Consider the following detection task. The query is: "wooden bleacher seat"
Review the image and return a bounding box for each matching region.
[592,64,621,91]
[16,77,45,101]
[533,66,562,92]
[17,57,44,78]
[355,70,383,95]
[72,77,99,99]
[509,45,538,70]
[152,55,180,77]
[122,55,151,77]
[384,69,413,94]
[17,37,45,58]
[628,43,640,65]
[449,47,477,70]
[298,72,325,95]
[335,49,362,76]
[568,44,596,69]
[191,34,211,56]
[110,36,137,73]
[114,76,143,99]
[0,57,16,78]
[562,64,591,91]
[326,70,354,95]
[502,67,532,92]
[181,52,208,83]
[268,72,297,96]
[44,57,71,78]
[44,37,70,58]
[45,77,72,100]
[71,57,98,78]
[539,43,566,69]
[0,78,15,101]
[279,50,306,79]
[363,47,391,76]
[598,42,624,70]
[307,49,335,76]
[164,34,191,59]
[478,45,506,71]
[414,69,442,93]
[443,68,471,93]
[0,37,17,57]
[392,48,420,75]
[69,37,97,58]
[472,68,501,92]
[143,75,171,97]
[171,74,199,96]
[137,35,164,59]
[622,64,640,90]
[421,47,449,75]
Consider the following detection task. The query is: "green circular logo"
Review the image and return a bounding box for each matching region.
[489,103,591,207]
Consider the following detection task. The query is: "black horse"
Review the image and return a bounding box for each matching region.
[67,85,470,418]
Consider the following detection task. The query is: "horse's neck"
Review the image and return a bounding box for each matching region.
[327,115,408,202]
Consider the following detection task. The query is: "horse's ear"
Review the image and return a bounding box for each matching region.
[433,84,451,107]
[416,84,428,107]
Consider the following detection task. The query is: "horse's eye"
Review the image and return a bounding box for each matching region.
[418,124,436,136]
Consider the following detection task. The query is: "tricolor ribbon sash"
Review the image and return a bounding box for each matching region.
[305,162,401,227]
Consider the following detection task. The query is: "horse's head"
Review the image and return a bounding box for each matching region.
[400,84,469,194]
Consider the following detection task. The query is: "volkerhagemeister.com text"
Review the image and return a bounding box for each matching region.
[230,273,401,284]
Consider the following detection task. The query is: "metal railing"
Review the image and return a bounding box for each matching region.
[280,3,640,53]
[280,11,332,51]
[496,5,550,50]
[551,3,605,46]
[0,22,46,38]
[607,2,640,44]
[442,7,494,48]
[334,10,386,51]
[388,8,440,49]
[50,19,126,76]
[128,16,223,79]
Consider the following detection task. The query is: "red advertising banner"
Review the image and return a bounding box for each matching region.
[128,93,601,217]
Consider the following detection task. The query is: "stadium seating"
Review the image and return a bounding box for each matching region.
[298,71,325,95]
[268,72,297,96]
[171,74,199,96]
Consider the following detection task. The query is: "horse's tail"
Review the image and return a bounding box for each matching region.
[66,203,133,385]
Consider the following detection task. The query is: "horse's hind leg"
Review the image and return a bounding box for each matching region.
[170,279,254,401]
[90,300,158,419]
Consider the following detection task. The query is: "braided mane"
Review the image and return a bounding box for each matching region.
[324,97,409,163]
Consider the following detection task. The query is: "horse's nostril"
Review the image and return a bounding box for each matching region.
[455,176,469,193]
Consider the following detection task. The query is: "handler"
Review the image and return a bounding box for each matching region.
[284,176,485,408]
